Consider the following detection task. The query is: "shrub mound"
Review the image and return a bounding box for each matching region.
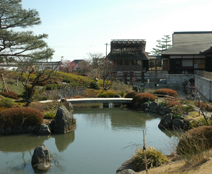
[176,126,212,157]
[132,147,169,171]
[125,91,137,98]
[0,98,15,108]
[0,107,44,129]
[98,90,117,98]
[154,88,178,97]
[133,93,155,104]
[90,81,100,90]
[0,91,19,99]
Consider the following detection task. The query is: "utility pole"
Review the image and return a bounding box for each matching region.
[105,43,109,57]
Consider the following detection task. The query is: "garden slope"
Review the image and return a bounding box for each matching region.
[137,150,212,174]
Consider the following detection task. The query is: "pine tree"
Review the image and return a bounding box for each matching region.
[151,35,172,55]
[0,0,54,62]
[0,0,59,102]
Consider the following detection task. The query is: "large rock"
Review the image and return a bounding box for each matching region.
[158,106,168,115]
[158,113,173,130]
[149,102,159,112]
[141,102,149,111]
[4,127,12,135]
[37,124,51,135]
[12,126,23,134]
[31,144,52,171]
[61,98,73,111]
[116,159,136,173]
[50,105,75,134]
[172,119,184,130]
[117,169,136,174]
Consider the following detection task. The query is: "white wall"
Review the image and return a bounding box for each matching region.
[166,74,194,86]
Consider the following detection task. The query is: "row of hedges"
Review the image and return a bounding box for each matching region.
[0,107,43,129]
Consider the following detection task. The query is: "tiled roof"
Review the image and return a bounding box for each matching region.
[163,32,212,55]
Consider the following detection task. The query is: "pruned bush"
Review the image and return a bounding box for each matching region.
[0,98,15,108]
[43,111,56,119]
[132,146,169,171]
[82,89,99,98]
[98,90,116,98]
[195,101,212,112]
[154,88,178,97]
[90,81,100,90]
[176,126,212,160]
[133,93,155,104]
[0,107,44,129]
[125,91,137,98]
[166,100,181,108]
[0,91,19,99]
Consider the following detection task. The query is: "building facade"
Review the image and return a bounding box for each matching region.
[162,31,212,74]
[107,39,149,82]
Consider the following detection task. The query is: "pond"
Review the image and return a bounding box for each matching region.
[0,105,179,174]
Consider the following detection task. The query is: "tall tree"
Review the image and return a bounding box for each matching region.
[151,35,172,55]
[0,0,58,102]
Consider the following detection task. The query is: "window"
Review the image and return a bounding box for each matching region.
[124,60,130,65]
[182,60,193,67]
[117,60,123,65]
[137,60,142,65]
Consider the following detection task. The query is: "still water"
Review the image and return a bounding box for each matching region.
[0,106,179,174]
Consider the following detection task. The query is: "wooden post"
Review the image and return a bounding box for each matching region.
[143,130,149,174]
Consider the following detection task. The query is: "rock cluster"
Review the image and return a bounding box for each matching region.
[0,102,75,136]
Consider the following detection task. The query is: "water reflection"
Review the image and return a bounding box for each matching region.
[74,108,157,131]
[51,131,75,152]
[0,134,49,152]
[0,131,75,153]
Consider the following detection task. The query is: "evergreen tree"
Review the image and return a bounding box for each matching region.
[151,35,172,55]
[0,0,54,62]
[0,0,59,102]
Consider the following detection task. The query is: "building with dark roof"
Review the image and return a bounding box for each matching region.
[162,31,212,74]
[107,39,149,81]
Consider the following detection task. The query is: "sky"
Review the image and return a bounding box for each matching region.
[21,0,212,61]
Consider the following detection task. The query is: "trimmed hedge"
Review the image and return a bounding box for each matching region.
[125,91,138,98]
[0,91,19,99]
[154,88,178,97]
[0,107,44,129]
[176,126,212,156]
[133,93,155,104]
[0,98,16,108]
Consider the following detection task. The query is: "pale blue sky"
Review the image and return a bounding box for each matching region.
[21,0,212,61]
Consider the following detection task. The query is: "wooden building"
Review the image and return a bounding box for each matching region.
[107,39,149,81]
[162,31,212,74]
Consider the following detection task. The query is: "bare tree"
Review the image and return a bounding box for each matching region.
[87,53,115,90]
[59,60,72,73]
[18,60,61,103]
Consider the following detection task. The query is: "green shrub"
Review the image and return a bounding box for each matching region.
[125,91,137,98]
[132,146,169,171]
[176,126,212,161]
[98,90,116,98]
[43,111,56,119]
[90,81,100,90]
[133,93,155,104]
[0,98,15,108]
[154,88,178,97]
[0,107,44,129]
[0,91,19,99]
